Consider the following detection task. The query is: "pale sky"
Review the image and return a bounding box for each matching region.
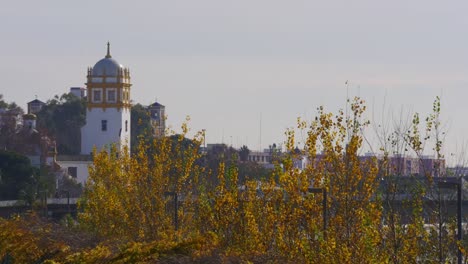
[1,1,468,164]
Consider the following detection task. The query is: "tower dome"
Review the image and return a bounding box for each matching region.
[91,42,123,76]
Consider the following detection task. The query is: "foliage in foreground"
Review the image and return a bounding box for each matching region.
[0,97,466,263]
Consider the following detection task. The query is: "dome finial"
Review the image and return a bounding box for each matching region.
[105,42,111,58]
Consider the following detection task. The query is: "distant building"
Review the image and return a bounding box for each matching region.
[206,143,228,153]
[246,145,284,169]
[419,156,445,177]
[247,149,278,170]
[69,87,86,98]
[27,99,45,114]
[360,153,445,177]
[81,42,132,155]
[56,155,92,184]
[386,155,420,176]
[57,43,133,185]
[148,101,165,138]
[293,155,309,171]
[448,167,468,177]
[248,150,272,164]
[244,148,446,177]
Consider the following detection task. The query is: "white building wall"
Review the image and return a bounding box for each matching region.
[81,107,131,155]
[293,156,309,171]
[120,108,131,152]
[56,160,92,185]
[248,151,272,164]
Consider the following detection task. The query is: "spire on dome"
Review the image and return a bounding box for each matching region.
[105,42,111,58]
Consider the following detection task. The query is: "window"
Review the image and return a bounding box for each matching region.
[93,89,102,102]
[107,89,116,102]
[101,120,107,131]
[30,105,40,112]
[125,120,128,132]
[68,167,77,178]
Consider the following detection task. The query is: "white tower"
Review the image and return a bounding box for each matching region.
[81,43,131,155]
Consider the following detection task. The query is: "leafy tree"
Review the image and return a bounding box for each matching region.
[199,143,239,185]
[0,150,39,200]
[131,103,153,153]
[1,97,465,262]
[0,94,8,109]
[80,120,204,242]
[0,95,23,113]
[238,145,250,162]
[373,96,462,262]
[237,160,271,182]
[0,96,24,150]
[36,93,86,155]
[78,100,387,262]
[258,98,385,262]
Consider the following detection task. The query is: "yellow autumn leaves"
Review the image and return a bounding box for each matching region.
[78,99,387,262]
[0,97,463,263]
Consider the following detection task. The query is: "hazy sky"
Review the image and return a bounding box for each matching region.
[2,1,468,163]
